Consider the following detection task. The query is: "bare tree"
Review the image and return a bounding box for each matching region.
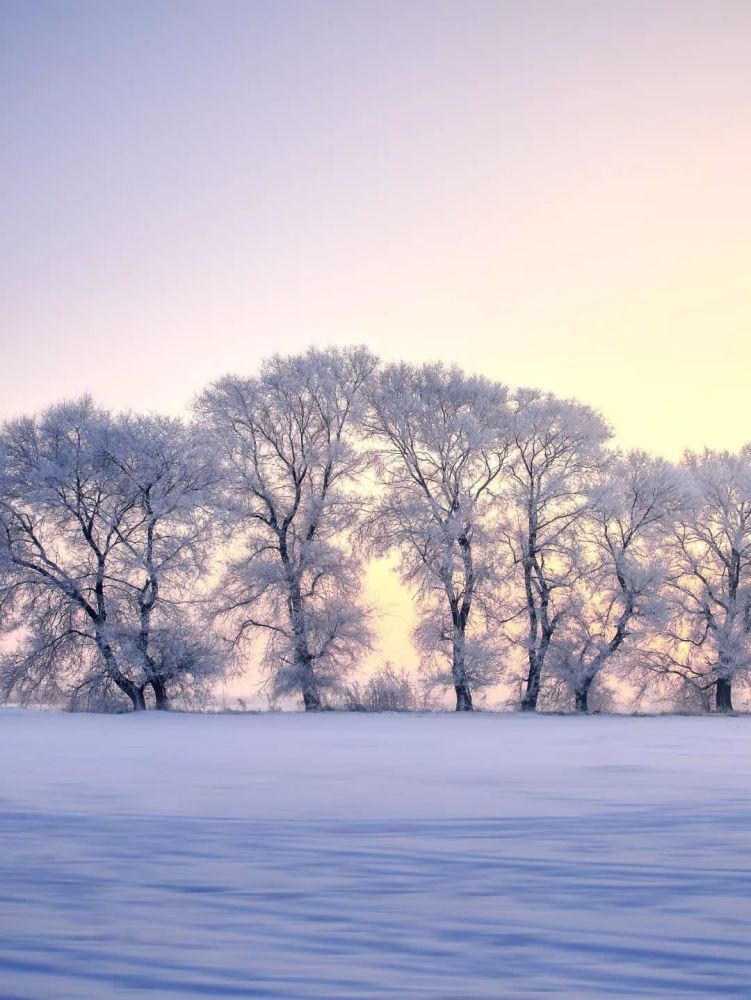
[366,363,510,710]
[0,402,228,711]
[549,452,680,712]
[662,446,751,712]
[197,347,376,710]
[101,414,224,710]
[0,399,146,709]
[501,390,610,711]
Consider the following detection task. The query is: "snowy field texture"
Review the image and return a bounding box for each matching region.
[1,712,750,1000]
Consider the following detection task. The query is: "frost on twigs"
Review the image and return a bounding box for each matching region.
[197,347,376,711]
[0,399,228,711]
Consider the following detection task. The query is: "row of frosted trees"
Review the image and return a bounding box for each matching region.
[1,347,749,714]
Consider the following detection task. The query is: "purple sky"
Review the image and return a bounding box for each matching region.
[2,0,750,456]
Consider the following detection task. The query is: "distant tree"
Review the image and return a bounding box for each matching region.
[500,390,610,711]
[197,347,376,710]
[366,363,510,710]
[661,447,751,712]
[548,452,680,712]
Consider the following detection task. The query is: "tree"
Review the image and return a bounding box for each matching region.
[196,347,376,710]
[663,446,751,712]
[501,390,610,711]
[366,363,510,710]
[100,414,224,710]
[0,399,147,709]
[0,401,227,711]
[548,451,680,712]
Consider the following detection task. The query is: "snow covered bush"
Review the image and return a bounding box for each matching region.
[341,664,420,712]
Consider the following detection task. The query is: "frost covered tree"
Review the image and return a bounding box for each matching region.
[0,399,147,709]
[196,347,376,710]
[0,401,226,711]
[549,452,680,712]
[365,363,510,710]
[501,390,610,711]
[99,414,224,710]
[662,447,751,712]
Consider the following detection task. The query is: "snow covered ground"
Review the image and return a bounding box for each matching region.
[1,711,750,999]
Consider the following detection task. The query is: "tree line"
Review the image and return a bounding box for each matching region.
[1,347,749,714]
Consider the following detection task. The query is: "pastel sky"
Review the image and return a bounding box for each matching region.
[2,0,749,460]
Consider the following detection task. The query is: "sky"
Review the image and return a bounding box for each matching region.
[1,0,750,701]
[1,0,750,461]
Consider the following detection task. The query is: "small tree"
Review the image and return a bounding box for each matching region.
[197,347,376,710]
[366,363,510,710]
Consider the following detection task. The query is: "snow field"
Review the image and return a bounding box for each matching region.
[1,711,750,998]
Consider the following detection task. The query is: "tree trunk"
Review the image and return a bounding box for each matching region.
[302,686,322,711]
[716,677,733,713]
[454,682,473,711]
[574,686,589,713]
[298,651,322,711]
[285,574,322,711]
[451,625,473,711]
[129,685,146,711]
[520,542,540,713]
[151,677,170,711]
[521,627,554,712]
[100,640,145,711]
[521,658,540,711]
[521,689,538,712]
